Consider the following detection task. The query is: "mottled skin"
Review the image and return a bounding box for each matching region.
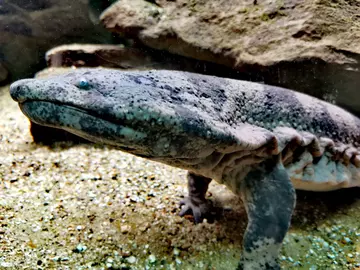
[10,69,360,270]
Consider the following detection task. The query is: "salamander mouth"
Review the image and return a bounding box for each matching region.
[21,99,133,126]
[19,101,144,153]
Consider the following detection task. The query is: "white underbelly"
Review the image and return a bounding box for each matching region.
[286,152,360,191]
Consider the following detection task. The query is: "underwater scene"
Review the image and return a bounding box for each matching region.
[1,0,360,269]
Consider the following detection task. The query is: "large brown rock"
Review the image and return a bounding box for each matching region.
[101,0,360,115]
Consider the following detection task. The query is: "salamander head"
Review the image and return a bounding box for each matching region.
[10,69,235,160]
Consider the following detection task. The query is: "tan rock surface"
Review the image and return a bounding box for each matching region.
[101,0,360,67]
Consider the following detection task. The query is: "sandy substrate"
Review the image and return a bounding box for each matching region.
[1,84,360,270]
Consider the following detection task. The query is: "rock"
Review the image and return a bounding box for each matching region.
[35,67,80,79]
[100,0,360,116]
[46,44,129,68]
[0,0,112,81]
[44,43,241,75]
[45,44,182,69]
[101,0,161,38]
[121,225,131,234]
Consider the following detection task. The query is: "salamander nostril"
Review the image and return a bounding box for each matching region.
[9,79,34,102]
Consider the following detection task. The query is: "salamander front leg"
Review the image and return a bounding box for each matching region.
[237,158,296,270]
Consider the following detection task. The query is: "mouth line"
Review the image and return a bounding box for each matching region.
[20,100,143,152]
[21,100,131,128]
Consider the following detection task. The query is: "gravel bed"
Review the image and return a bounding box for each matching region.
[1,84,360,270]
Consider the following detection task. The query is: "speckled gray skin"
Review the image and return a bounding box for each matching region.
[10,68,360,270]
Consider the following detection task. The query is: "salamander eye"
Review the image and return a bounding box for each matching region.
[77,78,90,89]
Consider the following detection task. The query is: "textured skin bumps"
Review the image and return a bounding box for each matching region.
[9,68,360,269]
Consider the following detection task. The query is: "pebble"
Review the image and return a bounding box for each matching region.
[74,244,87,253]
[0,262,12,268]
[343,237,351,243]
[121,225,131,234]
[148,254,156,264]
[173,248,180,256]
[327,253,336,260]
[126,256,137,264]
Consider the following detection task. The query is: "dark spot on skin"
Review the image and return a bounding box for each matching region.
[200,92,211,99]
[170,95,183,103]
[127,75,156,87]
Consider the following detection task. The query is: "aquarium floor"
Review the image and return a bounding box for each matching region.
[1,85,360,270]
